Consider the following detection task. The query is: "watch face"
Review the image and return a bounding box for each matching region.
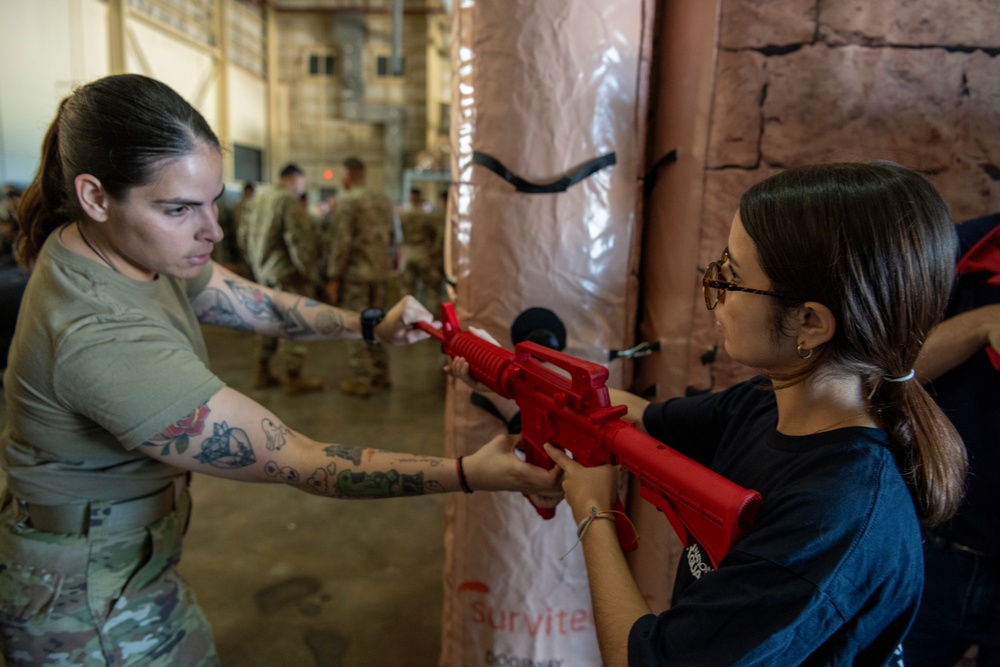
[362,308,385,343]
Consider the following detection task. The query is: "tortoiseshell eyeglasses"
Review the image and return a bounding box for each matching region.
[702,250,796,310]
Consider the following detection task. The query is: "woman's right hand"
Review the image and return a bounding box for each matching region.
[376,295,436,345]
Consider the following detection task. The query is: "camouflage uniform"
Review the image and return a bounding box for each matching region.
[241,187,321,386]
[227,195,254,278]
[209,203,240,271]
[399,209,444,315]
[326,187,395,394]
[0,483,218,666]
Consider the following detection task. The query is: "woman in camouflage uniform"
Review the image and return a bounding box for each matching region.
[0,73,559,666]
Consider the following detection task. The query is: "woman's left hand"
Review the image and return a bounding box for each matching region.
[462,434,564,498]
[375,295,436,345]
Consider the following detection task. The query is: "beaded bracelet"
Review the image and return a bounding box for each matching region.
[456,456,473,493]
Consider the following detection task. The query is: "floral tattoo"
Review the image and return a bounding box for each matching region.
[143,404,211,456]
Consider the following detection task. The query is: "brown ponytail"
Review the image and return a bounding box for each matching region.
[16,99,74,266]
[740,162,967,526]
[868,379,966,526]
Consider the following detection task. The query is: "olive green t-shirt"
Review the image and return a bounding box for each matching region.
[1,226,225,505]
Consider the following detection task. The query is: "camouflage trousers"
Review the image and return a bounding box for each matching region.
[254,277,312,374]
[399,246,442,315]
[341,279,390,386]
[0,487,218,666]
[254,335,307,374]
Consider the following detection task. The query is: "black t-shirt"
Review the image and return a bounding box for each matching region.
[631,379,922,666]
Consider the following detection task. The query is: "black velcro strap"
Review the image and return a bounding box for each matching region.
[470,392,522,435]
[643,149,678,197]
[472,151,616,194]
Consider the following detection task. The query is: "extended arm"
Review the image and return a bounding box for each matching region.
[545,444,650,667]
[140,387,561,498]
[915,304,1000,382]
[608,388,651,433]
[192,263,432,345]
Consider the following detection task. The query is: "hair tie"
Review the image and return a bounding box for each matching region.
[456,456,473,493]
[885,369,916,383]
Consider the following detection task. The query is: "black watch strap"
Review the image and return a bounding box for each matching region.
[361,308,385,344]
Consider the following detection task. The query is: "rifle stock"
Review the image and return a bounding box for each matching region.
[418,303,762,567]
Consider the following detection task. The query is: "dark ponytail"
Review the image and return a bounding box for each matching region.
[739,162,967,526]
[16,99,74,266]
[868,377,964,525]
[15,74,221,266]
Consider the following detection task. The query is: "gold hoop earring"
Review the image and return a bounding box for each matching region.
[797,343,813,360]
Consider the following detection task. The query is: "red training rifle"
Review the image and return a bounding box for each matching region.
[417,303,762,567]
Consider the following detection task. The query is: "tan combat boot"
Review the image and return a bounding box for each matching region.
[284,370,325,395]
[253,360,281,389]
[339,379,373,398]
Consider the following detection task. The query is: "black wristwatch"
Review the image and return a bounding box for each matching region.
[361,308,385,344]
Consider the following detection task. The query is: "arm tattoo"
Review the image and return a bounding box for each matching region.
[192,288,253,331]
[262,418,291,451]
[265,460,300,482]
[194,421,257,468]
[308,462,339,495]
[336,469,427,498]
[313,448,447,497]
[396,455,444,468]
[324,445,363,465]
[278,299,316,338]
[228,280,281,322]
[142,404,211,456]
[315,309,346,336]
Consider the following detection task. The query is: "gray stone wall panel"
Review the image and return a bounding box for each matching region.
[719,0,817,49]
[928,157,1000,223]
[819,0,1000,47]
[761,45,966,170]
[707,50,767,168]
[959,50,1000,167]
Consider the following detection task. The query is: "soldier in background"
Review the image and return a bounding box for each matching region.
[399,191,444,315]
[210,198,240,274]
[243,164,324,394]
[408,187,431,213]
[315,188,339,297]
[0,185,23,268]
[325,157,395,398]
[230,181,255,279]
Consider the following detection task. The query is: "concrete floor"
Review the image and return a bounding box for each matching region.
[1,324,450,667]
[181,325,450,667]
